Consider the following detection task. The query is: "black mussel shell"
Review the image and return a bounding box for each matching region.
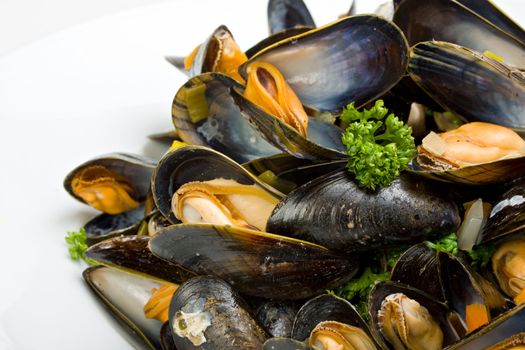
[256,301,298,338]
[85,235,195,285]
[369,281,463,349]
[151,145,283,223]
[160,322,176,350]
[391,243,446,302]
[168,276,268,349]
[267,170,461,253]
[267,0,315,35]
[291,294,374,343]
[84,205,146,245]
[172,73,279,163]
[149,224,358,300]
[83,266,164,350]
[263,337,312,350]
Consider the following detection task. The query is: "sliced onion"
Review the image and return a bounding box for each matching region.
[457,199,491,251]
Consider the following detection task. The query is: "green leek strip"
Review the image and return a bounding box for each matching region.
[258,170,296,194]
[185,83,209,124]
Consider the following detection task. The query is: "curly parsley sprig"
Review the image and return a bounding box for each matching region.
[65,228,98,265]
[341,100,416,190]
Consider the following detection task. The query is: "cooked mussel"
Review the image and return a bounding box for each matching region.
[167,25,247,81]
[407,41,525,135]
[172,73,280,163]
[446,303,525,350]
[369,281,463,350]
[267,170,461,253]
[64,153,155,214]
[409,121,525,185]
[309,321,378,350]
[267,0,315,35]
[492,238,525,304]
[393,0,525,68]
[168,275,268,349]
[292,294,376,345]
[151,145,283,226]
[149,223,358,300]
[83,266,165,350]
[243,15,409,113]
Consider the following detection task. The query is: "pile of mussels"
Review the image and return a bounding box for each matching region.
[64,0,525,349]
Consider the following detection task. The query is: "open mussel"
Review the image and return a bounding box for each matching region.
[152,145,283,226]
[369,281,463,350]
[446,303,525,350]
[407,41,525,135]
[172,73,280,163]
[64,153,155,214]
[409,121,525,185]
[243,15,409,113]
[84,266,167,350]
[267,170,461,253]
[267,0,315,35]
[491,238,525,304]
[393,0,525,69]
[167,25,247,82]
[168,275,268,349]
[149,223,358,300]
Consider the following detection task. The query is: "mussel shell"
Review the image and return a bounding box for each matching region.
[393,0,525,68]
[168,275,268,349]
[438,252,507,321]
[267,0,315,35]
[172,73,279,163]
[245,27,312,59]
[243,153,346,190]
[456,0,525,44]
[85,235,195,285]
[446,304,525,350]
[263,337,312,350]
[267,170,461,253]
[291,294,373,343]
[256,301,298,338]
[231,87,347,161]
[480,177,525,243]
[368,281,463,349]
[160,322,176,350]
[64,153,156,205]
[151,145,283,223]
[84,205,146,245]
[391,243,446,302]
[149,224,358,300]
[483,332,525,350]
[242,15,409,113]
[83,266,163,350]
[408,41,525,135]
[148,130,181,145]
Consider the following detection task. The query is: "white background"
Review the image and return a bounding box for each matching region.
[0,0,524,349]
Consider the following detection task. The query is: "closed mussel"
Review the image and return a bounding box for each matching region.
[64,153,155,214]
[149,223,358,300]
[267,170,461,253]
[256,301,298,338]
[168,275,268,349]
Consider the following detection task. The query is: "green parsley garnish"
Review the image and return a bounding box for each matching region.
[341,100,416,190]
[65,228,97,265]
[468,244,496,270]
[425,232,459,255]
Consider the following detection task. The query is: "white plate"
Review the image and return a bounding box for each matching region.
[0,0,523,349]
